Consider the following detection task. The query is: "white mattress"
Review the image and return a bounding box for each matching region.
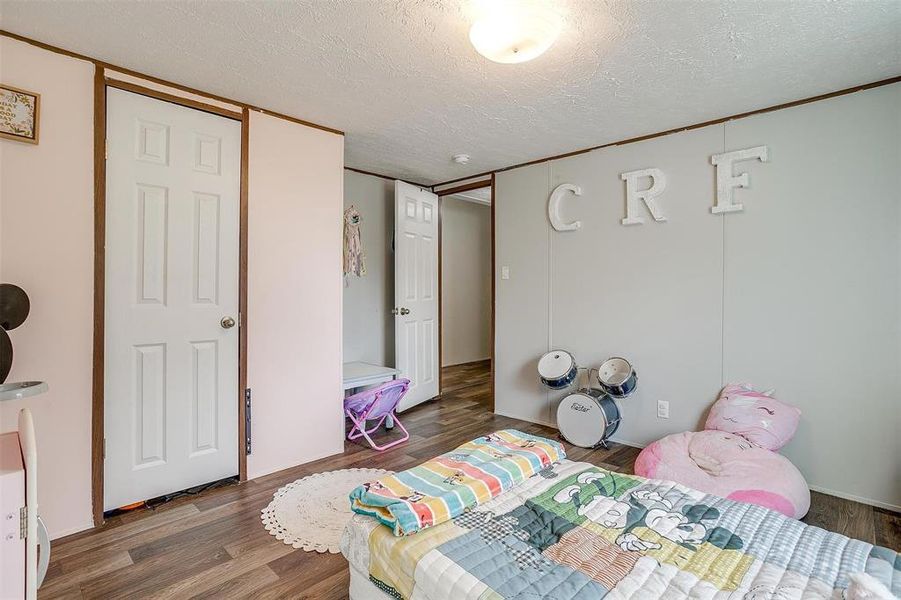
[350,564,393,600]
[343,513,444,600]
[341,513,376,579]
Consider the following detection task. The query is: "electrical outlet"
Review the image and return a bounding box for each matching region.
[501,266,510,280]
[657,400,670,419]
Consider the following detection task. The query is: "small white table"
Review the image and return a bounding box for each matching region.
[342,361,401,391]
[342,362,401,429]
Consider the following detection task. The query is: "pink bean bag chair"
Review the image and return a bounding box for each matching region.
[635,430,811,519]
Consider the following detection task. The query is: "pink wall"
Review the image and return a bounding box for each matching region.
[246,111,345,478]
[0,36,346,538]
[0,37,96,538]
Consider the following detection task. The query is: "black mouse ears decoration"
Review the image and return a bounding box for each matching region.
[0,283,30,384]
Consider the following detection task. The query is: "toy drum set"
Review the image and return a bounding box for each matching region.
[537,350,638,449]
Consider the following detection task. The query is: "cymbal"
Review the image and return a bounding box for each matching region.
[0,283,30,331]
[0,328,11,384]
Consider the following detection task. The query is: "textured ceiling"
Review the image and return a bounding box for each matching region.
[1,1,899,185]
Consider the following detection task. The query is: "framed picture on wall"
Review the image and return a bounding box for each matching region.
[0,84,40,144]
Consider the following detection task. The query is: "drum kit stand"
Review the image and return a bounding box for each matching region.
[537,350,638,449]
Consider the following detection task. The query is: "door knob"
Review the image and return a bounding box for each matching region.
[221,316,236,329]
[392,307,411,316]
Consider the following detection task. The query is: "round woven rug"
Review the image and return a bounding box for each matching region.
[261,468,390,554]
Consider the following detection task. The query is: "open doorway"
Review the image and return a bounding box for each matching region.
[341,172,495,429]
[437,182,493,408]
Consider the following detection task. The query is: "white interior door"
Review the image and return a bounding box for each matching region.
[394,181,440,410]
[104,88,240,511]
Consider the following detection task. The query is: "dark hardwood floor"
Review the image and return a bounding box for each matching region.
[41,361,899,598]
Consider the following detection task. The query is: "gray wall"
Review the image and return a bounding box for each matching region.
[343,170,394,366]
[441,197,491,366]
[495,83,900,509]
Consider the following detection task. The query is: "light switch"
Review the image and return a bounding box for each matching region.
[501,266,510,280]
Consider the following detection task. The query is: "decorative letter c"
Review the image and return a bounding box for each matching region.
[548,183,582,232]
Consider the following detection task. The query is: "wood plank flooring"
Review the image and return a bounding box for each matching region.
[42,361,899,598]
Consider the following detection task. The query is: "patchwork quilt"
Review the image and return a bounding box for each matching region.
[349,430,566,536]
[341,459,899,599]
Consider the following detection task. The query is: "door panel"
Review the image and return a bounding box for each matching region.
[105,88,240,511]
[394,181,439,410]
[134,343,166,467]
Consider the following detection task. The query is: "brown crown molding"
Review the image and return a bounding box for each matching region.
[431,74,901,188]
[1,28,344,136]
[105,78,243,121]
[344,166,431,190]
[435,179,492,197]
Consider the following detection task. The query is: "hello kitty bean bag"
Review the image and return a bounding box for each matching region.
[634,430,810,519]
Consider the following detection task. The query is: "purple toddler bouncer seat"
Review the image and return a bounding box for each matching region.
[343,378,411,451]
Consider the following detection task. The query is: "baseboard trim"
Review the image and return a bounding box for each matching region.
[807,484,900,513]
[51,521,95,541]
[494,412,900,514]
[493,409,555,429]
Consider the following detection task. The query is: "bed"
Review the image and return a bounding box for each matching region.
[341,456,898,599]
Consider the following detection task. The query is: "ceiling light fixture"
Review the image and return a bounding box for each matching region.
[469,2,561,64]
[452,153,471,164]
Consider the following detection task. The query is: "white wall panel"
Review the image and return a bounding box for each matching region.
[722,84,901,508]
[495,163,551,425]
[342,171,395,366]
[495,83,901,508]
[548,126,725,445]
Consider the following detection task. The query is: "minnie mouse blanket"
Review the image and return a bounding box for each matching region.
[343,454,898,599]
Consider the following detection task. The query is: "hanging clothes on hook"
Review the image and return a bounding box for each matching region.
[343,205,367,280]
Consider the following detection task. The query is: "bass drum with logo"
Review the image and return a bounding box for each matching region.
[556,388,621,448]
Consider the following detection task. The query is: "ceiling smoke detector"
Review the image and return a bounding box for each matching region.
[452,154,471,165]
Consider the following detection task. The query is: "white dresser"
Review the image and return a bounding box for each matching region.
[0,407,49,600]
[0,430,26,599]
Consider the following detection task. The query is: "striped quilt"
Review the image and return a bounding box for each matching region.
[341,458,899,599]
[349,430,566,536]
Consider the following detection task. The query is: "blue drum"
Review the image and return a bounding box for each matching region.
[538,350,578,390]
[596,357,638,398]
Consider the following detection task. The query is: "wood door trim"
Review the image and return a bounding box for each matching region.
[435,179,493,197]
[430,75,901,189]
[489,174,496,412]
[437,195,442,393]
[0,29,344,136]
[238,108,250,481]
[105,78,242,121]
[92,77,250,524]
[91,66,107,527]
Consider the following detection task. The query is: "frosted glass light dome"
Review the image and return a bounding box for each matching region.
[469,4,561,64]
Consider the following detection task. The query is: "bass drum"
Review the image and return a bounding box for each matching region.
[556,388,620,448]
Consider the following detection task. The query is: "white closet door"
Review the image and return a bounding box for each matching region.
[104,88,240,510]
[394,181,440,410]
